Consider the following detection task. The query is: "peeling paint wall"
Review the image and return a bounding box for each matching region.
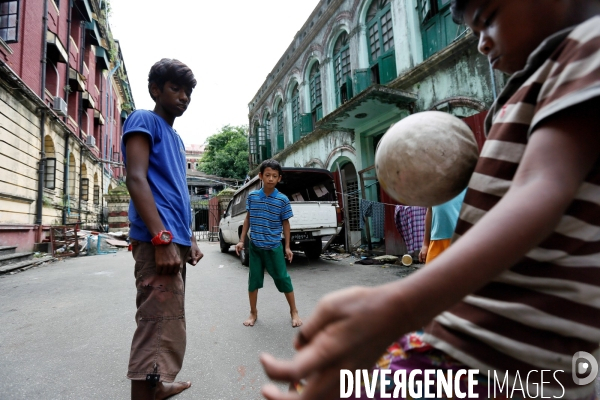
[279,130,356,171]
[248,0,500,188]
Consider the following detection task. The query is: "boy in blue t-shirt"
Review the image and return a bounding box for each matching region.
[419,189,466,263]
[122,58,203,400]
[236,159,302,328]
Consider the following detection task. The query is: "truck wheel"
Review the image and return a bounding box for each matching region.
[219,230,229,253]
[302,239,322,261]
[240,236,250,266]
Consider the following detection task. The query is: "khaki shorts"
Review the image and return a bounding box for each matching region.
[127,239,191,383]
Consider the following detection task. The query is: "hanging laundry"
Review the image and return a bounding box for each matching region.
[394,205,427,253]
[360,199,386,239]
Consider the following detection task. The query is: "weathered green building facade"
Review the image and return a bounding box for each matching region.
[248,0,506,249]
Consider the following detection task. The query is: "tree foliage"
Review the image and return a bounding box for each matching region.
[199,125,249,180]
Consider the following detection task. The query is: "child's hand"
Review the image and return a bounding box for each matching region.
[285,248,293,263]
[260,285,401,400]
[419,244,428,263]
[154,243,182,275]
[235,241,244,256]
[187,241,203,265]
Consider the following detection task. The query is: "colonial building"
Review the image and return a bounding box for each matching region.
[247,0,506,251]
[0,0,135,251]
[185,143,205,171]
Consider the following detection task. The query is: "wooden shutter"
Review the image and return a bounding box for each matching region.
[378,51,397,84]
[293,125,301,143]
[354,69,371,94]
[316,105,323,121]
[300,113,313,136]
[346,76,354,99]
[422,18,440,59]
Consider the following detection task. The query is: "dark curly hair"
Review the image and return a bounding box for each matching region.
[147,58,197,100]
[259,159,283,176]
[450,0,470,24]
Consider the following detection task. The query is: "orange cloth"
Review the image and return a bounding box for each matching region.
[425,239,451,263]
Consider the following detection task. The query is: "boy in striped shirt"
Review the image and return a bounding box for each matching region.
[236,159,302,328]
[260,0,600,399]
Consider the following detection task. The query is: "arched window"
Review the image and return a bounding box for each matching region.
[309,62,323,123]
[366,0,396,84]
[290,83,301,143]
[261,112,272,160]
[80,164,89,201]
[333,32,352,107]
[250,122,259,166]
[44,135,56,190]
[275,100,284,151]
[68,153,76,196]
[93,173,99,205]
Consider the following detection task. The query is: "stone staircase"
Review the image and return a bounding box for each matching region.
[0,246,55,274]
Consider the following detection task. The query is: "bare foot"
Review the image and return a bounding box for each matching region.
[243,312,257,326]
[156,381,191,400]
[291,311,302,327]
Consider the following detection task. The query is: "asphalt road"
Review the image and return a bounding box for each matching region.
[0,241,411,400]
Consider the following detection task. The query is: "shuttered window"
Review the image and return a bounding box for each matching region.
[418,0,466,59]
[81,178,89,201]
[249,124,259,166]
[366,0,396,85]
[291,83,301,143]
[262,113,272,160]
[309,62,323,124]
[333,32,352,107]
[275,102,284,151]
[45,158,56,189]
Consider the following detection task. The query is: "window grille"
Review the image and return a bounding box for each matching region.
[346,180,361,231]
[45,158,56,190]
[276,103,284,151]
[263,113,272,159]
[258,126,266,146]
[81,178,89,201]
[291,84,300,142]
[0,0,19,43]
[333,32,351,106]
[367,0,393,63]
[309,63,322,109]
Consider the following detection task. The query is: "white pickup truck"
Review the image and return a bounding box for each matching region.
[218,167,343,265]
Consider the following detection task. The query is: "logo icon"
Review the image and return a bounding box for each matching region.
[572,351,599,385]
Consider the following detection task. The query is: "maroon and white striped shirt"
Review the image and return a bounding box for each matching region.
[424,16,600,398]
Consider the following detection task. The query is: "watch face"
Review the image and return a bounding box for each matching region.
[160,232,171,241]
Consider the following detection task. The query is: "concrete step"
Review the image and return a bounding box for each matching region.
[0,255,55,274]
[0,246,17,256]
[0,252,34,267]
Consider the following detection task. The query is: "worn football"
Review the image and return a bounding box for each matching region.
[375,111,479,207]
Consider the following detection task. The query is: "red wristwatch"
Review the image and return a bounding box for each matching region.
[151,230,173,246]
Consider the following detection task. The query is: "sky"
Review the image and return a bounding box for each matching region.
[108,0,321,146]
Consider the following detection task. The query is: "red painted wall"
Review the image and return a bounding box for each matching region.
[462,110,489,153]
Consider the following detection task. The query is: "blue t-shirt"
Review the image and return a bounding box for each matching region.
[121,110,191,246]
[246,188,293,249]
[431,189,466,241]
